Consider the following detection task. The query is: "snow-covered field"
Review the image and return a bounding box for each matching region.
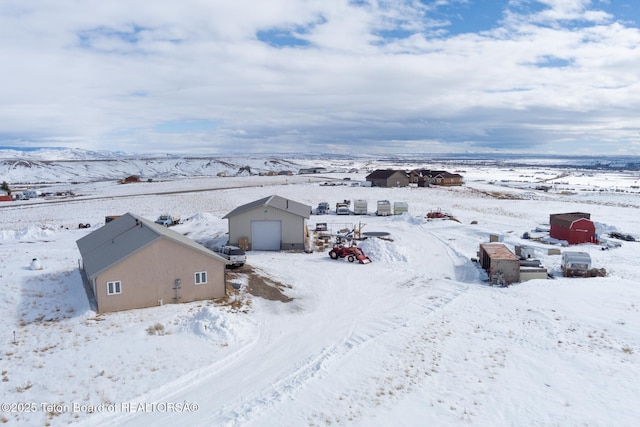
[1,161,639,427]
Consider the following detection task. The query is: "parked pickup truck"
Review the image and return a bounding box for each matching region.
[155,214,180,227]
[315,202,330,215]
[336,204,351,215]
[214,245,246,268]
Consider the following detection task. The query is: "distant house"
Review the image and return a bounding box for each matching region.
[549,212,596,245]
[298,167,327,174]
[410,170,464,187]
[223,195,311,251]
[0,190,10,202]
[365,170,409,187]
[76,213,227,313]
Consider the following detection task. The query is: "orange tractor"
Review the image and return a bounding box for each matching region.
[328,245,371,264]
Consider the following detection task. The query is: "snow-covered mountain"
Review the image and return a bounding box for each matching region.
[0,157,310,184]
[0,149,335,184]
[2,148,640,184]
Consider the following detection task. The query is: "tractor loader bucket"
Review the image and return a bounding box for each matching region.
[356,250,371,264]
[358,255,371,264]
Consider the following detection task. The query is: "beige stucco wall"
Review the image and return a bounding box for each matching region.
[435,177,463,186]
[387,172,409,187]
[228,206,306,250]
[93,238,226,313]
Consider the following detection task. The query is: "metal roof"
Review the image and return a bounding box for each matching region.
[223,195,311,219]
[76,212,225,279]
[550,212,591,227]
[562,251,592,263]
[365,169,407,180]
[480,243,519,260]
[411,169,462,179]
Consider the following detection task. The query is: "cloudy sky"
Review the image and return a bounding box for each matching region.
[1,0,639,155]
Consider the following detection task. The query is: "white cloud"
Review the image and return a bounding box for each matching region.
[0,0,639,154]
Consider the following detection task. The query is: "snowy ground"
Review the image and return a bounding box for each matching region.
[1,165,639,426]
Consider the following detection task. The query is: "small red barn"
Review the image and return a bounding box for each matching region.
[549,212,596,245]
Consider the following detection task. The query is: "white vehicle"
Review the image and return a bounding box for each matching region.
[155,214,180,227]
[376,200,392,216]
[561,251,591,277]
[353,199,368,215]
[23,189,38,199]
[336,204,351,215]
[215,245,246,268]
[393,201,408,215]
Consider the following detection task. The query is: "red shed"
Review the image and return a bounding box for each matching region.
[549,212,596,245]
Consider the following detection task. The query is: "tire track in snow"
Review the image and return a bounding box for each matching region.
[209,276,469,426]
[425,227,482,284]
[78,327,262,427]
[305,280,478,426]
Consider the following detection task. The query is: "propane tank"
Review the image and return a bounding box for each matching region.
[30,258,43,270]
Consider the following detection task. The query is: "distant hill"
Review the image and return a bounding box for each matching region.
[0,156,311,184]
[2,148,639,184]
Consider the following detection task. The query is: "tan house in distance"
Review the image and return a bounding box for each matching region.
[76,212,227,313]
[365,170,410,187]
[410,169,464,187]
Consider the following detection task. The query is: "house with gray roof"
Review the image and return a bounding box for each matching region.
[76,212,227,313]
[410,169,464,186]
[223,195,311,251]
[365,170,409,187]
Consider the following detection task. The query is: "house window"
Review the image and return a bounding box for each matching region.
[107,281,121,295]
[195,272,207,285]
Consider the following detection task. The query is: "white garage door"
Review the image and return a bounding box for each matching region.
[251,220,281,251]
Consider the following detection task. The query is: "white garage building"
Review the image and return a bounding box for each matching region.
[223,195,311,251]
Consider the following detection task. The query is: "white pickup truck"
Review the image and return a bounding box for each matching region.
[155,214,180,227]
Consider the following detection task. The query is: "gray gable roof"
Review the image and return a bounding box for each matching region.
[76,212,225,279]
[411,169,463,179]
[550,212,592,228]
[223,195,311,219]
[365,169,407,180]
